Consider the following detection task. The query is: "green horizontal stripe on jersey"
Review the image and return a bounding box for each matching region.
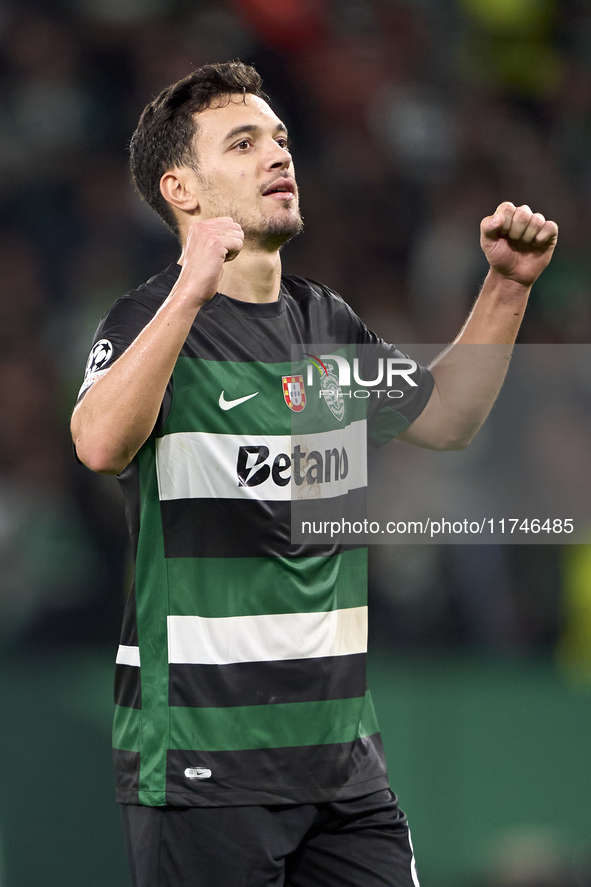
[113,704,141,752]
[167,549,368,618]
[169,690,379,752]
[162,351,365,437]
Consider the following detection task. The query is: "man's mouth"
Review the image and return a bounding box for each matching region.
[262,178,296,199]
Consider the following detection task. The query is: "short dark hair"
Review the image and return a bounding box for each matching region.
[129,61,269,237]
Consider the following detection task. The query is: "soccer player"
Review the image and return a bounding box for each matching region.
[71,62,557,887]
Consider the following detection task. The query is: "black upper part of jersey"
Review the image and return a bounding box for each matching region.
[80,262,434,434]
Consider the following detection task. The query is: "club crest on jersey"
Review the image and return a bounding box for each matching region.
[320,363,344,422]
[282,375,306,412]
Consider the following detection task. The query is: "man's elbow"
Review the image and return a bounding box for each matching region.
[436,435,472,452]
[70,405,133,474]
[72,430,129,475]
[430,423,481,451]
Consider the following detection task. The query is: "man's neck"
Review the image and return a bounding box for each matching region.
[218,247,282,303]
[177,239,283,304]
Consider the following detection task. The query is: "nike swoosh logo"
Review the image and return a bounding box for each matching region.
[184,767,212,780]
[219,390,259,410]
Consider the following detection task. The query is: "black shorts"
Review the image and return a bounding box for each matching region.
[120,789,420,887]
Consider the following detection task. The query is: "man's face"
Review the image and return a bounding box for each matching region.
[188,93,303,250]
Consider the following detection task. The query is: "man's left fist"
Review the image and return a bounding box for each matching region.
[480,201,558,287]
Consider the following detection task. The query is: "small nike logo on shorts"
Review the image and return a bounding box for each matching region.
[184,767,212,780]
[219,390,258,410]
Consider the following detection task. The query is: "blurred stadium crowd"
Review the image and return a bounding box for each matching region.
[1,0,590,674]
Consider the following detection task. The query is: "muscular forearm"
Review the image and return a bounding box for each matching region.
[399,202,557,450]
[71,284,202,474]
[402,272,528,450]
[72,217,244,474]
[455,269,530,345]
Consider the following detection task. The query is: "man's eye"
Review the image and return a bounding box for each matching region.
[277,138,290,149]
[236,140,250,150]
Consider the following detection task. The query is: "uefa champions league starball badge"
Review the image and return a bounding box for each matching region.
[77,339,115,398]
[85,339,114,377]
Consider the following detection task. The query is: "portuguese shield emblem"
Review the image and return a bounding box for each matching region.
[282,375,306,412]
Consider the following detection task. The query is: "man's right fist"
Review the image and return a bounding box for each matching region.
[177,217,245,305]
[186,216,244,262]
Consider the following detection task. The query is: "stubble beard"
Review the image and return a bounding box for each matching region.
[196,173,304,251]
[248,211,304,251]
[227,202,304,252]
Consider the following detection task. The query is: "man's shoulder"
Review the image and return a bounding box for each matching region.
[94,263,181,333]
[282,275,346,306]
[120,262,181,312]
[88,264,180,351]
[281,275,361,342]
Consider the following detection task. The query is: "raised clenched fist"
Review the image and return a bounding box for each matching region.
[480,202,558,287]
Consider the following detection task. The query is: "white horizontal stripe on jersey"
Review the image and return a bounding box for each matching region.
[116,644,141,667]
[167,607,368,666]
[155,422,367,503]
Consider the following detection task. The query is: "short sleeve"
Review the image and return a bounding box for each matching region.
[76,296,173,431]
[349,311,435,447]
[77,297,155,398]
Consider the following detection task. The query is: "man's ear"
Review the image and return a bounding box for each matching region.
[160,168,200,216]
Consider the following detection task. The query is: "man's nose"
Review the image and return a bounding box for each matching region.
[267,141,292,170]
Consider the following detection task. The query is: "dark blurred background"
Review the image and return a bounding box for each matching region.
[1,0,591,884]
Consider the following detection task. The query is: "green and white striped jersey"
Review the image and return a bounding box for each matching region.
[81,264,434,807]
